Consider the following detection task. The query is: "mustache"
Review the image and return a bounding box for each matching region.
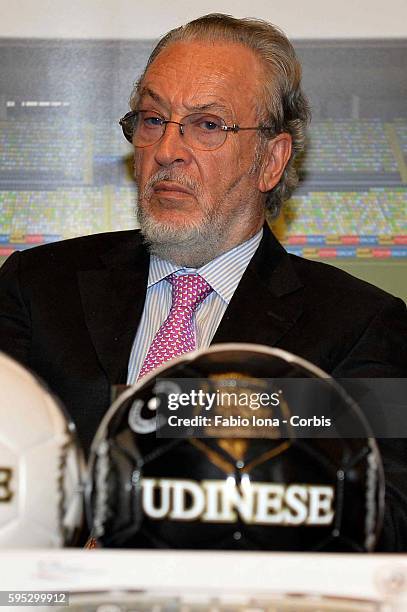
[138,169,201,200]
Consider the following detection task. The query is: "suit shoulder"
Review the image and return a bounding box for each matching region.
[12,230,143,271]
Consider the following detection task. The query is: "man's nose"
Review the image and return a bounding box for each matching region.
[153,122,192,167]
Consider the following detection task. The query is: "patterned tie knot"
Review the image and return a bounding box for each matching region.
[137,272,213,380]
[167,273,212,311]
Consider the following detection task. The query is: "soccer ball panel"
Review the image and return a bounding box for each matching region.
[0,352,84,547]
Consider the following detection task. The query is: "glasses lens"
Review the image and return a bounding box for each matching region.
[184,113,226,150]
[120,111,164,146]
[134,111,164,147]
[120,112,137,143]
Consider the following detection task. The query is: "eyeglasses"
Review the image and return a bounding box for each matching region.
[119,110,274,151]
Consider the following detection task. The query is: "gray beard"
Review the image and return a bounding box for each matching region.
[135,167,232,267]
[137,203,227,267]
[135,165,262,267]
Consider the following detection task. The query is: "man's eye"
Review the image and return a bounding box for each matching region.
[143,116,163,127]
[200,119,220,131]
[190,115,222,131]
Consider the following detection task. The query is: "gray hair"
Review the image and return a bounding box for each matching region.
[130,13,311,217]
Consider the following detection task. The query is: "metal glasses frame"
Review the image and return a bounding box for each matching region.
[119,110,275,149]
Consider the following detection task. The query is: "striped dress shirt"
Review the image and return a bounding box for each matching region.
[126,228,263,383]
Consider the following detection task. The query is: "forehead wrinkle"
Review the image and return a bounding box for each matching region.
[142,41,262,123]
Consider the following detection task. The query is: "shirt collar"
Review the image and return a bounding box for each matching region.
[147,228,263,304]
[148,256,179,287]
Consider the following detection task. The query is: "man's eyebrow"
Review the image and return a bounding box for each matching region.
[138,87,166,106]
[138,87,231,117]
[183,101,231,115]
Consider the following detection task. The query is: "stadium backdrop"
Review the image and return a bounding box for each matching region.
[0,0,406,301]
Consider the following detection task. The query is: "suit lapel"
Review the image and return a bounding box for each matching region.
[77,225,304,383]
[78,234,149,384]
[212,224,304,348]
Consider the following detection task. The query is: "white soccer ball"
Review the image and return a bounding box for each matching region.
[0,352,84,547]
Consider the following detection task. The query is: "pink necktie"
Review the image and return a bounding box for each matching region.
[138,273,212,379]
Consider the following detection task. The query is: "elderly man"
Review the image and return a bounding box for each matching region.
[0,14,406,548]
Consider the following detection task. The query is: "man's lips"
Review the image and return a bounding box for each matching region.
[153,181,194,196]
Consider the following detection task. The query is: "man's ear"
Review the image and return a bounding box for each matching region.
[258,133,292,193]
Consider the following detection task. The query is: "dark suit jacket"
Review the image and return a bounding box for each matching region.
[1,224,407,549]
